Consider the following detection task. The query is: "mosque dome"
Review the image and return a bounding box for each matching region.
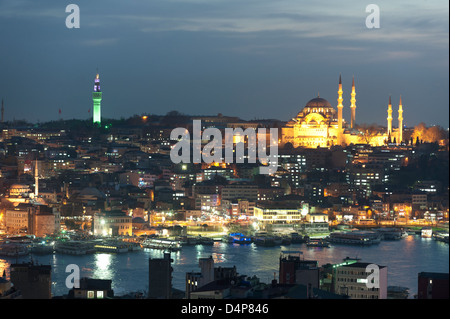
[295,95,336,120]
[305,97,332,108]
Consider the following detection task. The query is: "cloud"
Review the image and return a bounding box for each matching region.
[81,38,119,47]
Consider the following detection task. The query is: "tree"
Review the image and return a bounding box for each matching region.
[356,123,381,144]
[411,123,447,143]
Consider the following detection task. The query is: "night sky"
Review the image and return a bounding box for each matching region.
[0,0,448,127]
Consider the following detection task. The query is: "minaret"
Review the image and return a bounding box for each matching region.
[93,73,102,125]
[397,95,403,145]
[387,95,393,137]
[1,99,4,123]
[337,74,344,145]
[350,76,356,129]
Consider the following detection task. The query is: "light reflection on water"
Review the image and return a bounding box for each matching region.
[0,235,448,298]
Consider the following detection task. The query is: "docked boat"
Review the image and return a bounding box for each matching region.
[375,228,407,240]
[179,235,215,246]
[252,235,282,247]
[289,232,308,244]
[0,242,29,257]
[127,241,143,251]
[327,230,381,245]
[421,227,433,238]
[223,233,252,245]
[433,231,449,243]
[55,241,96,255]
[31,243,55,255]
[141,238,181,251]
[94,240,130,253]
[306,239,330,248]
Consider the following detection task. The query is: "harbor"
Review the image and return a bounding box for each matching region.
[0,230,447,299]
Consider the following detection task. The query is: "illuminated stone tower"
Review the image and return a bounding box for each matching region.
[397,95,403,145]
[337,74,344,145]
[350,76,356,129]
[387,96,393,137]
[92,73,102,125]
[34,159,39,197]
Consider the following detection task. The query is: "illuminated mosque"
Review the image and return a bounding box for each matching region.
[281,75,404,148]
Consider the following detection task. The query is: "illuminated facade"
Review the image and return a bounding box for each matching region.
[92,73,102,125]
[281,76,404,148]
[93,210,132,236]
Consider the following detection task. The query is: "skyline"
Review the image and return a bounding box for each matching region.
[0,0,448,127]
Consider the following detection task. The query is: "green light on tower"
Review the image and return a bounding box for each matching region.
[93,73,102,125]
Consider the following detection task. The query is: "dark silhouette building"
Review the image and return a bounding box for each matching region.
[67,277,114,299]
[418,272,449,299]
[10,262,51,299]
[148,252,173,299]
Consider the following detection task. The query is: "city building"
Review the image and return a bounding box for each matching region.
[93,210,132,236]
[9,262,52,299]
[417,272,449,299]
[253,205,303,223]
[185,256,215,299]
[279,252,319,289]
[148,252,173,299]
[5,203,59,237]
[68,277,114,299]
[334,262,387,299]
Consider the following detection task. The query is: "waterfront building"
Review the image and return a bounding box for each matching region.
[10,262,52,299]
[254,205,302,224]
[334,262,387,299]
[417,272,449,299]
[5,203,59,237]
[148,252,173,299]
[93,210,132,236]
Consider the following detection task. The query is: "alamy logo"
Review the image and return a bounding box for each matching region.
[65,4,80,29]
[65,264,80,289]
[365,264,380,289]
[365,4,380,29]
[170,120,279,175]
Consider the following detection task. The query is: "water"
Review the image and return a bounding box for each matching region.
[1,234,448,298]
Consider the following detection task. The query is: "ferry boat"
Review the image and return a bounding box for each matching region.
[306,238,330,248]
[421,227,433,238]
[55,241,96,255]
[94,241,130,253]
[141,238,181,251]
[327,230,381,245]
